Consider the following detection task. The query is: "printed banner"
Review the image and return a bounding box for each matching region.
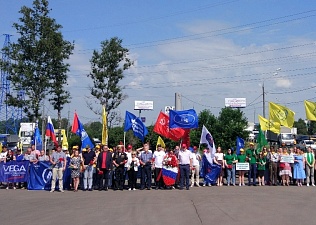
[280,155,294,163]
[236,163,250,171]
[0,161,29,182]
[28,159,71,190]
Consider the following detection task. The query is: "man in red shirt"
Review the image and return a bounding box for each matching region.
[96,145,113,191]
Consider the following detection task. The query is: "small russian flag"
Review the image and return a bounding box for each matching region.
[45,116,58,147]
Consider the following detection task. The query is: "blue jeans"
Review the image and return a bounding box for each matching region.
[180,164,190,189]
[226,165,236,185]
[248,163,257,185]
[83,165,93,189]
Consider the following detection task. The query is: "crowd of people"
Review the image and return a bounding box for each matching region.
[0,142,315,192]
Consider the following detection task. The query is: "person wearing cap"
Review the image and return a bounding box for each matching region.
[82,145,96,191]
[237,148,247,186]
[153,144,166,190]
[113,146,128,190]
[139,143,153,190]
[190,146,201,187]
[178,143,193,190]
[246,143,257,186]
[124,144,133,189]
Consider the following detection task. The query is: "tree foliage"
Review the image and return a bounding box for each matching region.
[87,37,133,126]
[0,0,73,121]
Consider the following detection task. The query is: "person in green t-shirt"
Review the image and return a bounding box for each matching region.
[224,149,237,186]
[257,152,266,186]
[237,148,247,186]
[245,143,257,186]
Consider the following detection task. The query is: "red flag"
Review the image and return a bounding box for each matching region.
[182,129,191,148]
[153,112,185,141]
[71,112,79,134]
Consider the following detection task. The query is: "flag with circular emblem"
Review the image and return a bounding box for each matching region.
[269,102,295,128]
[258,115,281,133]
[304,100,316,121]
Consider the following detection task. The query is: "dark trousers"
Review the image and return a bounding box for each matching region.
[99,168,110,189]
[180,164,190,189]
[248,163,257,185]
[270,162,278,185]
[128,169,137,189]
[114,167,125,190]
[141,165,152,188]
[154,168,163,188]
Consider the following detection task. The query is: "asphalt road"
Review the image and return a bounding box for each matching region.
[1,185,316,225]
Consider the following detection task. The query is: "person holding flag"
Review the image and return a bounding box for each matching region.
[153,144,166,190]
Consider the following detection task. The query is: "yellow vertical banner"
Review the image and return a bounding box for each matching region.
[61,129,68,150]
[102,106,108,145]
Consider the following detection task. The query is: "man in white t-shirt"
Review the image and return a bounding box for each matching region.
[178,144,193,190]
[153,144,165,190]
[0,146,8,162]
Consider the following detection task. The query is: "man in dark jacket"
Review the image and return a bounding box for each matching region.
[97,145,113,191]
[113,146,128,190]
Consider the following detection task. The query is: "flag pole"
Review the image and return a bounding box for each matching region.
[124,132,126,149]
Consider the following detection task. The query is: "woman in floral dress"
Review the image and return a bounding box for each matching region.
[70,150,82,192]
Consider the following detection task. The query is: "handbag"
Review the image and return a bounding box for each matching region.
[227,164,233,169]
[279,163,285,169]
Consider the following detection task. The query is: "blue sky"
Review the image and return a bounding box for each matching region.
[1,0,316,127]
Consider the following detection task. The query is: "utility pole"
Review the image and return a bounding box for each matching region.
[175,93,182,110]
[262,83,265,118]
[66,110,70,139]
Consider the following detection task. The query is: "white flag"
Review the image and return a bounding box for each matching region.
[200,125,216,156]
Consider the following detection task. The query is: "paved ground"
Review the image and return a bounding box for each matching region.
[2,185,316,225]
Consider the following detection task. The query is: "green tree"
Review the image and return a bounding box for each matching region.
[294,118,308,135]
[0,0,73,122]
[215,107,249,150]
[87,37,133,127]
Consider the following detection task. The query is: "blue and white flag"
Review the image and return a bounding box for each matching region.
[200,125,216,156]
[71,112,94,151]
[33,127,42,151]
[236,136,245,155]
[169,109,198,129]
[124,111,148,142]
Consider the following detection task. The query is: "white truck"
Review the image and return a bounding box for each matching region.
[19,122,36,151]
[278,127,297,146]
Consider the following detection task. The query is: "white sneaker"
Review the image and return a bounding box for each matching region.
[13,187,16,190]
[227,184,230,186]
[208,183,211,187]
[128,188,132,191]
[190,184,194,187]
[307,183,310,187]
[202,184,206,187]
[196,183,200,187]
[239,183,242,186]
[312,184,315,187]
[50,190,54,193]
[132,188,136,191]
[6,187,8,190]
[60,190,64,193]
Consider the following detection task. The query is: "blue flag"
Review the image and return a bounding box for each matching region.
[236,136,245,155]
[124,111,148,142]
[200,155,221,184]
[71,112,94,151]
[33,127,43,151]
[169,109,198,129]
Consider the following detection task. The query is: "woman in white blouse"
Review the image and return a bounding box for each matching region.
[215,147,224,186]
[126,151,140,190]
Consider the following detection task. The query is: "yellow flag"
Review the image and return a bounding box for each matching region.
[61,129,68,150]
[102,106,108,145]
[269,102,295,128]
[258,115,281,133]
[156,136,166,149]
[304,100,316,121]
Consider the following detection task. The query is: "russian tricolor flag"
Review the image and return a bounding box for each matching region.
[45,116,58,147]
[162,166,178,186]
